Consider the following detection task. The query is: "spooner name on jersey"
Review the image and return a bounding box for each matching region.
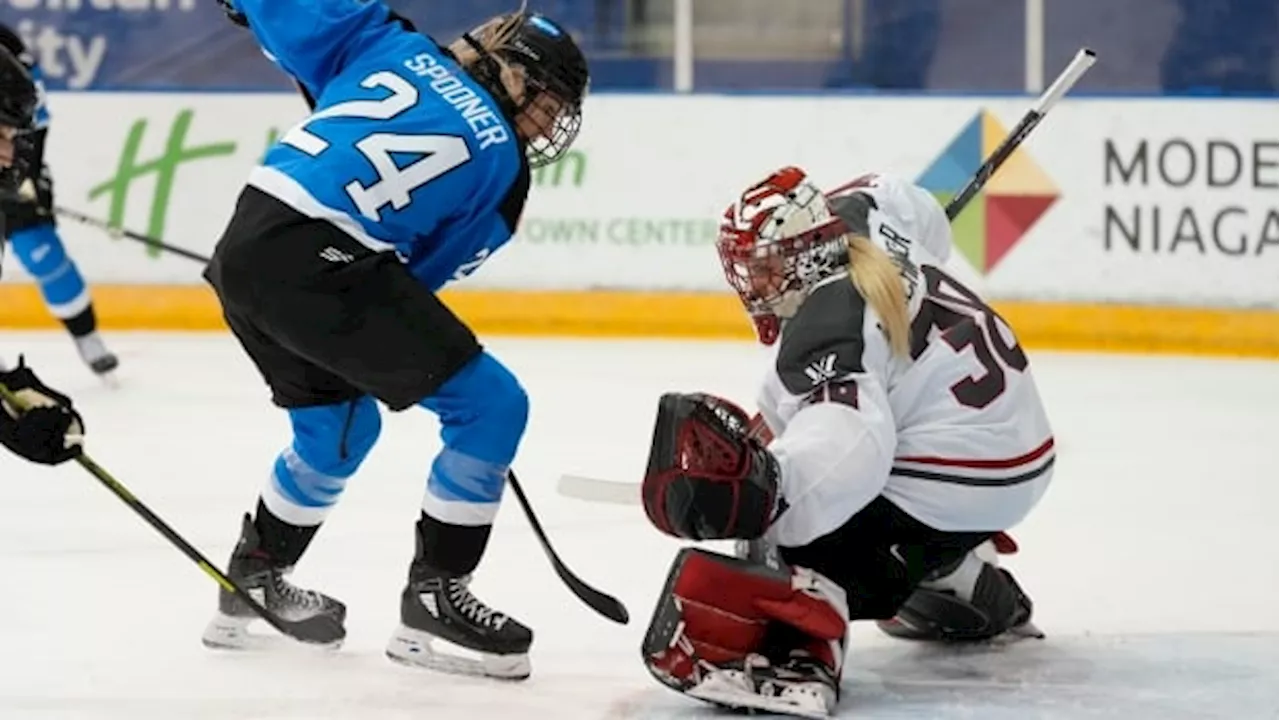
[405,52,511,151]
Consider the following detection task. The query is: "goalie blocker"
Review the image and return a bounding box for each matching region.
[640,391,1039,716]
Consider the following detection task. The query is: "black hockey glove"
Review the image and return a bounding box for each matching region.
[0,132,33,199]
[0,358,84,465]
[0,168,55,223]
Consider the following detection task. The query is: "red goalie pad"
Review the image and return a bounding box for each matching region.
[642,393,780,541]
[641,548,849,692]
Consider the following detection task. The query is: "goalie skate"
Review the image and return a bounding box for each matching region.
[876,545,1042,644]
[687,654,838,719]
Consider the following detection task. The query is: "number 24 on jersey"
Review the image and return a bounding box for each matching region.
[281,71,472,222]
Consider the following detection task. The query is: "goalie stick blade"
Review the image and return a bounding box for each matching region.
[556,474,641,506]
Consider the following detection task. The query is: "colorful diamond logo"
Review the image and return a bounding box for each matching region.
[916,110,1059,275]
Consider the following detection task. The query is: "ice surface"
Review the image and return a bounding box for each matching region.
[0,333,1274,719]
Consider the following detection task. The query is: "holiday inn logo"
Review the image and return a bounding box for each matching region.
[917,110,1059,274]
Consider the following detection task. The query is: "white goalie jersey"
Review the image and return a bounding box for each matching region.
[756,173,1055,548]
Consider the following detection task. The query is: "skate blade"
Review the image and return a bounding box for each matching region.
[385,625,530,681]
[1004,620,1046,641]
[202,612,343,652]
[876,616,1047,644]
[687,673,833,719]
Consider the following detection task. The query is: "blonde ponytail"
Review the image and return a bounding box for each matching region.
[847,235,911,359]
[448,13,530,105]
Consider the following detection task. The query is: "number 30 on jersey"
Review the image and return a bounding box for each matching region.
[280,71,471,222]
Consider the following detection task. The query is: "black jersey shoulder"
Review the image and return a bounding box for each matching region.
[776,278,869,396]
[828,191,877,237]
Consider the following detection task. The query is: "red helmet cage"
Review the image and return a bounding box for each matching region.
[716,167,850,345]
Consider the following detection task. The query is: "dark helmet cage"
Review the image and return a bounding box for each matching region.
[461,11,589,168]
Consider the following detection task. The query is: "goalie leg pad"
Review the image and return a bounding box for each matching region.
[642,548,848,716]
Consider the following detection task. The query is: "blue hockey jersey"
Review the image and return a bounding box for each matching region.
[228,0,529,291]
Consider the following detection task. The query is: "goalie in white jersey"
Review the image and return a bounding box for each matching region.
[638,166,1054,717]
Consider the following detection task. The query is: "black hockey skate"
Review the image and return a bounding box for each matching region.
[73,333,118,378]
[385,529,532,680]
[201,514,346,650]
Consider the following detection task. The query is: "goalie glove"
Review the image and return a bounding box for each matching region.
[642,392,782,541]
[0,357,84,465]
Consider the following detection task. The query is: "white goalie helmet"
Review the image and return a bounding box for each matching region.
[716,166,851,345]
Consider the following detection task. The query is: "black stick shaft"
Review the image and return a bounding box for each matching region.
[0,382,342,644]
[54,205,212,265]
[507,470,630,624]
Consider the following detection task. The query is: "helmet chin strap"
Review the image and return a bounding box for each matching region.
[772,290,807,320]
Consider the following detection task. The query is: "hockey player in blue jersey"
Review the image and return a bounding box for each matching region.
[0,45,86,469]
[0,24,119,378]
[200,0,588,680]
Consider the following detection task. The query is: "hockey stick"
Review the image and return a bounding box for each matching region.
[944,47,1096,220]
[507,469,630,624]
[54,206,213,265]
[0,382,344,646]
[556,48,1098,508]
[557,473,641,506]
[557,473,639,506]
[57,208,629,625]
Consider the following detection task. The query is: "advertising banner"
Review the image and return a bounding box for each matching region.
[14,92,1276,307]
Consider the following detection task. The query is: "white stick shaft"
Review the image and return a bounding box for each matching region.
[1033,47,1096,115]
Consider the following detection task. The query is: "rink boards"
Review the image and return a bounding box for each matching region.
[0,92,1274,357]
[0,284,1274,357]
